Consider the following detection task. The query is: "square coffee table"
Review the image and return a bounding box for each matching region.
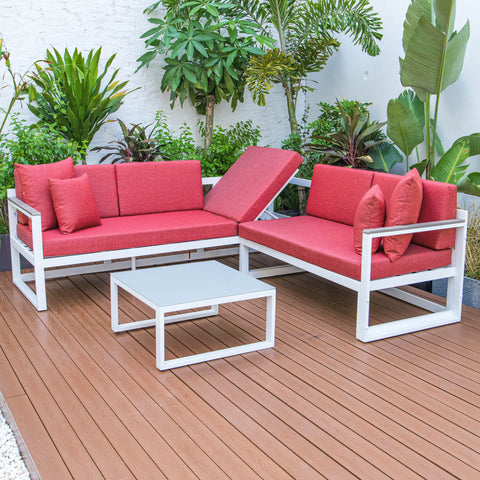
[110,261,276,370]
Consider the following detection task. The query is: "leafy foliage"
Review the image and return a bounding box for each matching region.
[137,0,273,147]
[465,207,480,280]
[306,102,401,170]
[386,0,480,195]
[229,0,383,134]
[0,115,83,233]
[0,35,29,136]
[102,112,262,177]
[197,120,261,176]
[92,120,164,163]
[28,47,134,151]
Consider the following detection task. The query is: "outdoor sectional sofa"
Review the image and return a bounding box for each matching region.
[8,147,468,343]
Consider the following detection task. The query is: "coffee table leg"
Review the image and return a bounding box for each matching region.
[111,278,120,332]
[156,293,275,370]
[156,308,166,370]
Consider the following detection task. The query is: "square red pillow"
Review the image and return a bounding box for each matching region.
[15,157,75,231]
[48,174,101,234]
[353,184,386,255]
[383,168,423,261]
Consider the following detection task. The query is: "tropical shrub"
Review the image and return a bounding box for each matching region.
[28,47,134,152]
[137,0,273,147]
[386,0,480,195]
[0,115,83,233]
[198,120,261,176]
[306,102,401,171]
[234,0,383,135]
[92,120,164,163]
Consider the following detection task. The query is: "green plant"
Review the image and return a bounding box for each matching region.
[198,120,261,176]
[150,111,261,175]
[232,0,382,135]
[0,35,29,136]
[305,101,401,171]
[465,207,480,280]
[386,0,480,195]
[0,115,83,233]
[92,119,164,163]
[28,47,134,153]
[151,111,198,161]
[137,0,273,148]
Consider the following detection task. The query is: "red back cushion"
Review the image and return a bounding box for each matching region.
[373,171,457,250]
[381,168,423,262]
[203,146,303,222]
[15,157,75,231]
[115,161,204,216]
[49,174,102,234]
[353,184,386,255]
[306,165,374,226]
[74,164,119,217]
[14,169,28,225]
[413,179,457,249]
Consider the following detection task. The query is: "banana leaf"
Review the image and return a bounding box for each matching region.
[400,0,469,101]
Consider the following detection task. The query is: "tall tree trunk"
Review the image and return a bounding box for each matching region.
[204,95,215,149]
[284,82,298,136]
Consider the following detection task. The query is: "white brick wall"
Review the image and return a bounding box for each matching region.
[1,0,479,170]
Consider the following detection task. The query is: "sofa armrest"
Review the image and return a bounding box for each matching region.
[7,190,44,259]
[363,217,466,240]
[202,176,222,187]
[360,210,468,284]
[8,194,41,219]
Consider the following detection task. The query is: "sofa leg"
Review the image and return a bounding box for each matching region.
[34,263,47,311]
[239,244,250,274]
[356,286,371,342]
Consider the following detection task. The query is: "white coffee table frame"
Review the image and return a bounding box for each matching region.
[111,261,276,370]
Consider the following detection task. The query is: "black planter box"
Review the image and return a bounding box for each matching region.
[0,234,32,272]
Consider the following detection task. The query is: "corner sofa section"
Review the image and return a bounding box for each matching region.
[239,164,468,342]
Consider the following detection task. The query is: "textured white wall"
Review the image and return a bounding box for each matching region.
[0,0,479,169]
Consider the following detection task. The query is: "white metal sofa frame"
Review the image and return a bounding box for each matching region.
[7,174,295,312]
[240,178,469,342]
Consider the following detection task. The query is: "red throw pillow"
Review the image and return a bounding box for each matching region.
[383,168,423,262]
[49,174,101,234]
[353,184,386,255]
[15,157,75,231]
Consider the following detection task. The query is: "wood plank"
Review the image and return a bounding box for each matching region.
[6,394,72,479]
[1,260,479,480]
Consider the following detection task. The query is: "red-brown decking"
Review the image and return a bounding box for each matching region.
[0,255,479,479]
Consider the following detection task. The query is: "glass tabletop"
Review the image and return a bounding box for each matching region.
[111,260,275,308]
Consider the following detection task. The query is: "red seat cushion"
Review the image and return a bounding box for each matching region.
[203,146,303,222]
[306,164,374,226]
[353,184,386,255]
[17,210,238,258]
[239,216,452,281]
[74,164,119,217]
[373,172,457,250]
[115,161,204,216]
[49,174,102,234]
[382,169,423,261]
[15,157,75,231]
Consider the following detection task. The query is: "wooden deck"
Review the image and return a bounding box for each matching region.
[0,255,479,480]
